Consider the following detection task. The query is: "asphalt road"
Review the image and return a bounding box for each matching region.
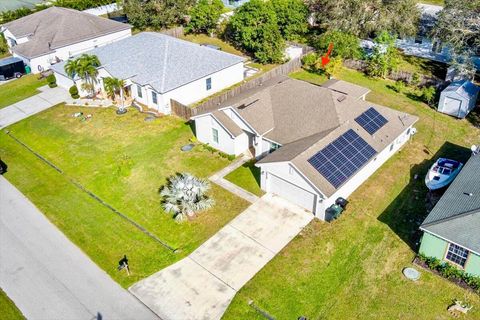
[0,176,159,320]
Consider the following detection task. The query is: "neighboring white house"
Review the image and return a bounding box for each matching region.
[192,77,418,220]
[52,32,245,114]
[0,6,132,74]
[395,3,480,70]
[438,80,479,118]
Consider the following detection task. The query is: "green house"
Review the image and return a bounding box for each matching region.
[419,153,480,276]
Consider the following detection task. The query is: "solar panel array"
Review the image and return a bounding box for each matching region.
[308,129,376,188]
[355,107,388,135]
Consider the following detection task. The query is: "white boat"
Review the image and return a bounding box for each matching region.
[425,158,463,190]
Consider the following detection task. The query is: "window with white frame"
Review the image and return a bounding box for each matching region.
[206,77,212,91]
[212,128,219,143]
[445,243,469,267]
[137,85,142,98]
[152,91,158,104]
[269,142,280,153]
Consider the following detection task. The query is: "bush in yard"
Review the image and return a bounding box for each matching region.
[392,80,406,93]
[160,173,214,222]
[421,86,436,106]
[315,30,362,59]
[186,0,224,35]
[226,0,285,64]
[69,85,79,99]
[271,0,309,40]
[46,74,57,88]
[324,57,342,78]
[301,52,319,72]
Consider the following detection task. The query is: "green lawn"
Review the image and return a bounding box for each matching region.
[224,160,264,197]
[222,68,480,319]
[418,0,444,5]
[397,54,447,79]
[0,105,249,287]
[181,34,245,56]
[0,288,24,320]
[0,74,48,109]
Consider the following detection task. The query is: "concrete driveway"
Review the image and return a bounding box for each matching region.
[0,85,70,129]
[0,177,158,320]
[130,193,313,320]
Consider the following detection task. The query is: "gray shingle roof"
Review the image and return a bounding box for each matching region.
[52,32,245,94]
[421,154,480,254]
[212,110,243,137]
[3,7,131,58]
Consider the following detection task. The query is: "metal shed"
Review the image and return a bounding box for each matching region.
[438,80,479,118]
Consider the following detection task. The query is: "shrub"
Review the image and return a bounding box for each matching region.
[227,154,235,161]
[48,82,58,88]
[315,30,362,60]
[69,85,79,99]
[392,80,406,93]
[421,86,436,105]
[46,73,56,87]
[301,52,318,72]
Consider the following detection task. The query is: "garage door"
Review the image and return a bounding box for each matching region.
[443,97,462,117]
[267,173,316,213]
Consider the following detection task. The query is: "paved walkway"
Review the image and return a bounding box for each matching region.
[0,176,158,320]
[209,154,259,203]
[0,85,70,129]
[130,194,313,320]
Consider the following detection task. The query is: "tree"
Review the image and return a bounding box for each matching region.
[432,0,480,56]
[0,32,8,56]
[186,0,224,35]
[103,77,127,112]
[160,173,214,222]
[271,0,309,40]
[307,0,420,38]
[64,54,100,96]
[124,0,195,30]
[367,31,400,78]
[227,0,285,64]
[315,30,362,59]
[421,86,436,106]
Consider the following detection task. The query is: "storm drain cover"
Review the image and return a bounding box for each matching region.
[403,267,420,281]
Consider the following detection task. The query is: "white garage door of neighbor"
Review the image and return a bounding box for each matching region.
[267,173,316,212]
[444,97,462,116]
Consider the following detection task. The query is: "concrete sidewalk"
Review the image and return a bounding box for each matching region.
[209,154,259,203]
[0,176,158,320]
[130,194,313,320]
[0,85,70,129]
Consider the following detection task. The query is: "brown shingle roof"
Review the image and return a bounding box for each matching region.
[212,110,243,137]
[3,7,131,58]
[322,79,371,100]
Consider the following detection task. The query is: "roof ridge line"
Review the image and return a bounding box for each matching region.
[159,37,169,93]
[421,207,480,228]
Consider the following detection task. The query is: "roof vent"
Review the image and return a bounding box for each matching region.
[464,192,473,196]
[337,95,346,102]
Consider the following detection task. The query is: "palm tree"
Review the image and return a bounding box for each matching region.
[64,54,100,97]
[103,77,126,112]
[64,58,81,84]
[160,173,214,222]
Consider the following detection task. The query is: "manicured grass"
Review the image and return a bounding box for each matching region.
[0,288,25,320]
[0,74,48,109]
[0,105,249,287]
[181,34,245,56]
[224,160,264,197]
[222,68,480,319]
[290,70,328,85]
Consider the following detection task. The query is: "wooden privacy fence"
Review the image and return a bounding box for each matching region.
[171,56,305,119]
[160,26,184,38]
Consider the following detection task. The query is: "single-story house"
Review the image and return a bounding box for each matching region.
[0,6,132,74]
[419,153,480,276]
[438,80,479,119]
[395,4,480,70]
[51,32,245,114]
[192,77,418,220]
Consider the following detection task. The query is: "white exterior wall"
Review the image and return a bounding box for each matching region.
[324,126,414,212]
[8,28,131,74]
[254,137,275,158]
[162,62,244,113]
[258,162,325,217]
[55,72,75,90]
[234,132,249,156]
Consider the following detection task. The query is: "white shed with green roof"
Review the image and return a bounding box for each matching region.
[419,153,480,276]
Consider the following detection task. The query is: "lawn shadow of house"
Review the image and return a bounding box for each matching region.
[377,142,472,251]
[242,159,262,186]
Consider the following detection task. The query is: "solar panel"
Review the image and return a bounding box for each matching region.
[355,107,388,135]
[307,129,376,188]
